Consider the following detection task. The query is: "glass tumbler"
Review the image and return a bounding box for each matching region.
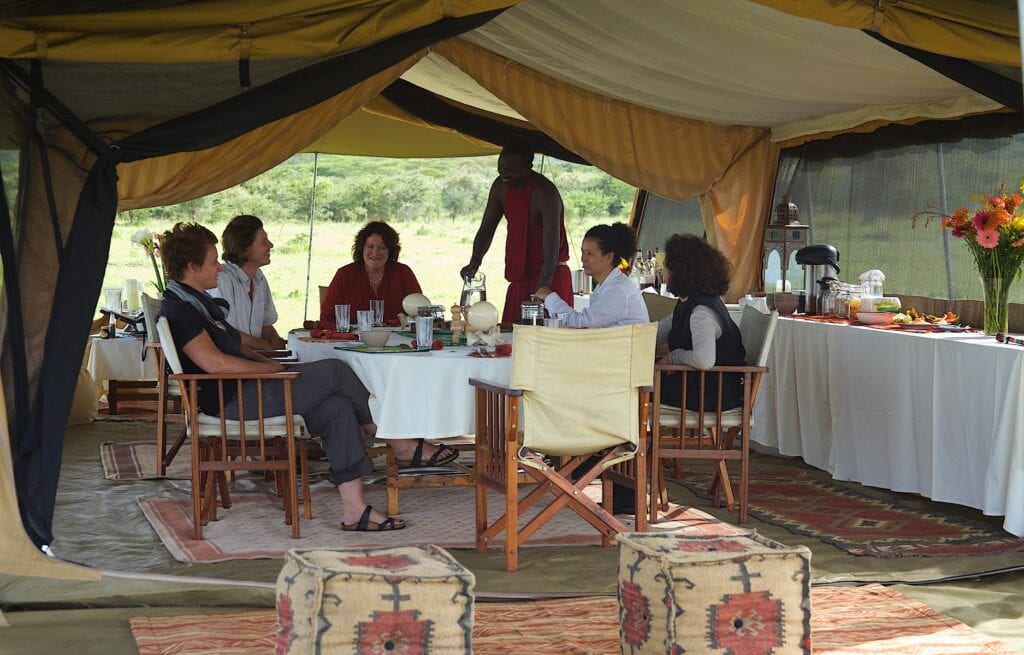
[356,310,374,333]
[370,299,384,327]
[334,304,350,331]
[415,315,433,351]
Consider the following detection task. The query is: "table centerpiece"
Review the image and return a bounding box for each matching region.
[915,183,1024,335]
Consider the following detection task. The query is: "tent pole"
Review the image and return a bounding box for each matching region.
[303,153,319,322]
[937,143,956,299]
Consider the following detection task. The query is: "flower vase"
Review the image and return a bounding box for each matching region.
[981,276,1014,335]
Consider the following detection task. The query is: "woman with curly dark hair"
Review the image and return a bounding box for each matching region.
[657,234,746,411]
[320,221,422,327]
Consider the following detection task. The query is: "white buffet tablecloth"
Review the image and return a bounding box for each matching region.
[288,332,512,440]
[753,317,1024,536]
[84,334,156,382]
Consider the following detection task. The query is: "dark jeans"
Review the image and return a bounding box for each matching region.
[222,359,374,485]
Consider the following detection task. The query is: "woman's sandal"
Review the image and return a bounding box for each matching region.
[341,505,406,532]
[393,439,460,469]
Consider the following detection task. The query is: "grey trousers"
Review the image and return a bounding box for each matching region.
[222,359,374,485]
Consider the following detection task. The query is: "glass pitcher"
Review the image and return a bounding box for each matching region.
[460,272,487,308]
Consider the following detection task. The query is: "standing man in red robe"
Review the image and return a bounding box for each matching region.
[460,139,574,324]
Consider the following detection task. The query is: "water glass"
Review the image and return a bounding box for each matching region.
[356,310,374,334]
[415,315,433,351]
[334,304,350,331]
[544,317,561,328]
[103,287,123,311]
[370,299,385,327]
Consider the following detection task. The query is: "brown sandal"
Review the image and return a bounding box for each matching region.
[341,505,406,532]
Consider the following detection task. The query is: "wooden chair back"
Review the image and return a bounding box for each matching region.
[155,316,305,540]
[650,310,778,524]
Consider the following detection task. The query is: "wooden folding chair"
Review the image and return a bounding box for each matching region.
[650,307,778,524]
[156,317,311,540]
[470,323,656,572]
[142,294,186,476]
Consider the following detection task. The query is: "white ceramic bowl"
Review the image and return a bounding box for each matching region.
[359,328,391,349]
[856,311,893,325]
[466,301,498,331]
[401,293,431,316]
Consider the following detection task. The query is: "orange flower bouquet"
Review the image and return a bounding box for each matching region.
[916,183,1024,334]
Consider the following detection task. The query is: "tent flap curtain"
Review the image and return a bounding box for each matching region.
[750,0,1019,66]
[117,54,424,209]
[699,135,781,302]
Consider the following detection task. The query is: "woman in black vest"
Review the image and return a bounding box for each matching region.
[657,234,746,410]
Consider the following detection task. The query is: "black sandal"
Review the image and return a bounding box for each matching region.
[394,439,460,469]
[341,505,406,532]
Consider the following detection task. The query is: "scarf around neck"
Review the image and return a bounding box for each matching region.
[165,280,230,324]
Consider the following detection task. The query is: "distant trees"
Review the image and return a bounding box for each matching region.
[114,153,636,227]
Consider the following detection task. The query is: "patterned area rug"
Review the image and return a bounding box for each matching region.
[101,441,190,480]
[678,467,1024,557]
[101,441,332,481]
[129,585,1016,655]
[139,485,741,563]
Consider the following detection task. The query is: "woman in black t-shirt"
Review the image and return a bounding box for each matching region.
[159,222,450,532]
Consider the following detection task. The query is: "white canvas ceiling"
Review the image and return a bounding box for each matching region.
[404,0,1003,142]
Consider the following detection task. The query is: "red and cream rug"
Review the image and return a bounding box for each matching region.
[129,584,1015,655]
[678,466,1024,557]
[140,485,741,563]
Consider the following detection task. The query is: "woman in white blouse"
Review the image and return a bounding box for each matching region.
[656,234,746,410]
[534,222,649,327]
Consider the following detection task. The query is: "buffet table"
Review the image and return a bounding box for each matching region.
[288,332,512,440]
[753,317,1024,536]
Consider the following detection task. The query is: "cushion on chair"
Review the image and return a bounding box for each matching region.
[656,404,746,429]
[616,531,811,654]
[276,545,475,655]
[194,412,307,438]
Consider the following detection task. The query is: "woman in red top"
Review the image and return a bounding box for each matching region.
[320,221,422,327]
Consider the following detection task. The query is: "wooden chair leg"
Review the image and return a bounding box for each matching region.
[108,379,119,415]
[156,383,167,477]
[300,440,312,520]
[385,446,400,516]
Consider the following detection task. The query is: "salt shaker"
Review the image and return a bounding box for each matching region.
[450,304,463,345]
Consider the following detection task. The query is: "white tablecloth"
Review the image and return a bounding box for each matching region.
[84,335,156,382]
[288,333,512,440]
[753,318,1024,536]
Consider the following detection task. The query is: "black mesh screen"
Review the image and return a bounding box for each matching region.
[777,134,1024,303]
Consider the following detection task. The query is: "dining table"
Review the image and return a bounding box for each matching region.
[287,330,513,440]
[83,332,159,414]
[753,316,1024,537]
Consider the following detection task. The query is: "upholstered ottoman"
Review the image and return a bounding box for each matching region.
[617,531,811,654]
[276,545,475,655]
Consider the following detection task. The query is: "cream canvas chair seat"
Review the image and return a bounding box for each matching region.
[470,323,657,572]
[156,316,311,540]
[142,293,184,476]
[650,306,778,524]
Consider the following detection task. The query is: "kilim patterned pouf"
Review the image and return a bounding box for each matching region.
[276,545,475,655]
[616,531,811,654]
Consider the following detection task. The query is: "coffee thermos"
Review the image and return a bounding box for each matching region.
[795,244,840,315]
